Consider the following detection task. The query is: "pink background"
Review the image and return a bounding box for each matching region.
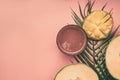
[0,0,120,80]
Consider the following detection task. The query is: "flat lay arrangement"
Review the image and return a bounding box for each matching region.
[1,0,120,80]
[55,0,120,80]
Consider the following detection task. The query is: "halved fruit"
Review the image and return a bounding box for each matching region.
[83,10,113,40]
[106,35,120,79]
[55,64,98,80]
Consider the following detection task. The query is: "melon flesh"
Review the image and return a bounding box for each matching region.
[106,35,120,79]
[55,64,98,80]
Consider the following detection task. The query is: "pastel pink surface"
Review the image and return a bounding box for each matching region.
[0,0,120,80]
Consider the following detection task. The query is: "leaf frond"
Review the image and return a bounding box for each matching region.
[78,2,85,20]
[101,2,107,10]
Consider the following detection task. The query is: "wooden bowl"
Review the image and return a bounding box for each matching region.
[56,25,87,55]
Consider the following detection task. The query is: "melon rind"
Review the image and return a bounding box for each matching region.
[106,35,120,80]
[54,63,98,80]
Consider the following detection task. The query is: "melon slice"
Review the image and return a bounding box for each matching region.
[55,64,98,80]
[106,35,120,79]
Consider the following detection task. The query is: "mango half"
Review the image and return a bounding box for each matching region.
[83,10,113,40]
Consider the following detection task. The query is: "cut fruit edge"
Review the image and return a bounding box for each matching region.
[54,63,99,80]
[105,35,120,80]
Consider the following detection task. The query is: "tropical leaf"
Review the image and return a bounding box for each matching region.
[72,0,119,80]
[71,8,83,27]
[101,2,107,11]
[78,2,85,20]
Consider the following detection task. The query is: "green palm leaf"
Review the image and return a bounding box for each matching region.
[72,0,119,80]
